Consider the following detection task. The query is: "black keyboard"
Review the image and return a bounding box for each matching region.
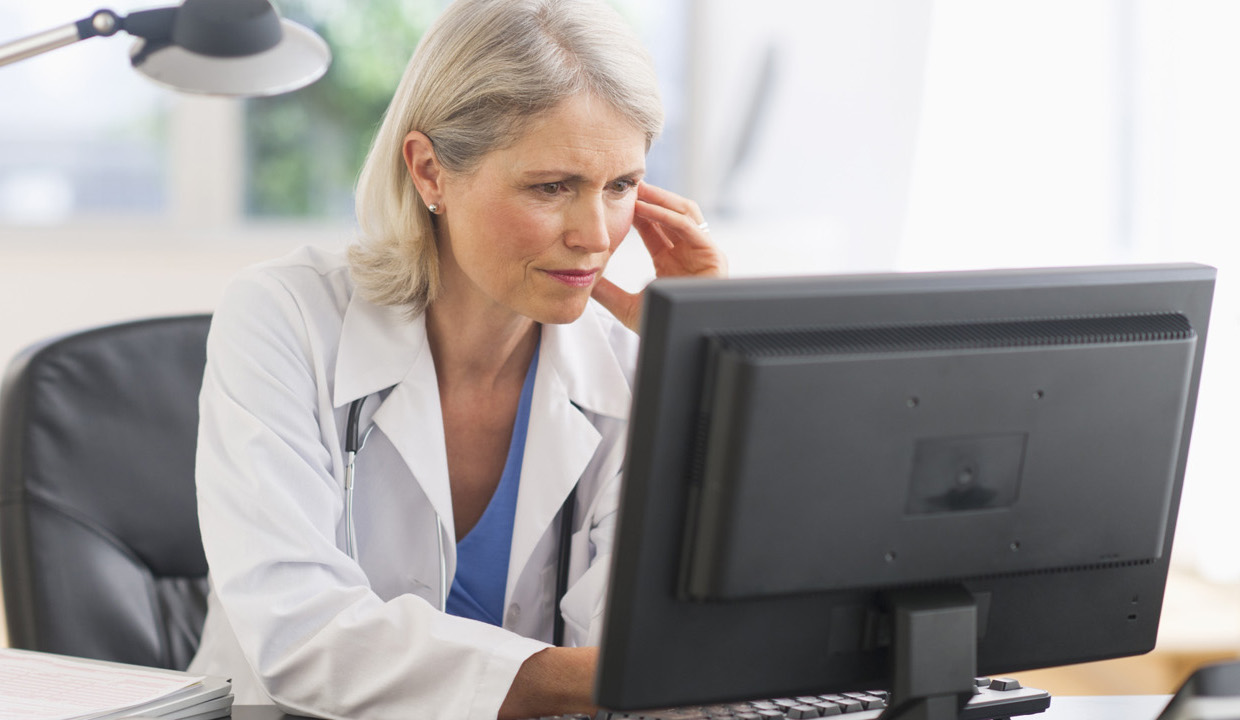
[567,677,1051,720]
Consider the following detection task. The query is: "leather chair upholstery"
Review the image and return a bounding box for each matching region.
[0,314,212,670]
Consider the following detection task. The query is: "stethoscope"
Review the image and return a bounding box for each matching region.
[344,394,575,646]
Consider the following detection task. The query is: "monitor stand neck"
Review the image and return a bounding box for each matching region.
[877,585,978,720]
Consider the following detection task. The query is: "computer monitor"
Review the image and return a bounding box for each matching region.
[595,264,1215,719]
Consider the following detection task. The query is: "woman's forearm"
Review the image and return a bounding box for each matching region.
[499,646,599,719]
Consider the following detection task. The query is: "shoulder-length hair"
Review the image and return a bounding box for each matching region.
[348,0,665,316]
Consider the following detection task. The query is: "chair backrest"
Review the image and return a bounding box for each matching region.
[0,314,212,670]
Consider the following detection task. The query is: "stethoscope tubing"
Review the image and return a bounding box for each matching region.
[345,395,572,646]
[343,398,366,562]
[554,485,576,647]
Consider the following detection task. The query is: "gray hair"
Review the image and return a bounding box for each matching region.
[349,0,665,315]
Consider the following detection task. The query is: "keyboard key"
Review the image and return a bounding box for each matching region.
[855,695,885,710]
[809,701,842,716]
[786,705,821,719]
[834,699,864,713]
[988,677,1022,691]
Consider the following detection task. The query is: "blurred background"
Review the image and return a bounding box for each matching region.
[1,0,1237,693]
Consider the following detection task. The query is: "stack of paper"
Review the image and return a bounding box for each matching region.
[0,648,232,720]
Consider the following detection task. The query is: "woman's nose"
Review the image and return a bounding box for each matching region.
[565,197,612,252]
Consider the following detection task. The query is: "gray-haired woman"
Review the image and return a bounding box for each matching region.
[188,0,726,718]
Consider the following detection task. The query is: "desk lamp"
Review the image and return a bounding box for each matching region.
[0,0,331,97]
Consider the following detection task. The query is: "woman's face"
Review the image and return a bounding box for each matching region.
[435,94,647,325]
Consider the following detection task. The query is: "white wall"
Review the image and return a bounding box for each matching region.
[0,228,349,374]
[688,0,934,276]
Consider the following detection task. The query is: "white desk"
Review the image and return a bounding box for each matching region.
[1042,695,1169,719]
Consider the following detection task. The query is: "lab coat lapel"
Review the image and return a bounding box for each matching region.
[506,367,599,607]
[371,353,455,536]
[332,296,455,538]
[505,310,632,604]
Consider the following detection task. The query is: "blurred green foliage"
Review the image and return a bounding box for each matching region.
[245,0,438,218]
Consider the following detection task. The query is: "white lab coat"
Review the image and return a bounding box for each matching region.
[188,246,637,720]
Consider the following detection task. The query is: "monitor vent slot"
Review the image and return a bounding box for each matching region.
[712,313,1193,357]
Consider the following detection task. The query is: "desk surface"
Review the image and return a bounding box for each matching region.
[229,695,1172,720]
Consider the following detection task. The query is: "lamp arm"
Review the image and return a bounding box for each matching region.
[0,9,123,68]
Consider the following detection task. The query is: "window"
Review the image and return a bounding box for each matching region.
[243,0,439,219]
[0,3,169,224]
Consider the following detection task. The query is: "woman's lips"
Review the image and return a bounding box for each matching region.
[544,268,598,288]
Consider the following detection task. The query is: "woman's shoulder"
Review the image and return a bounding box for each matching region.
[216,245,352,318]
[210,245,358,353]
[232,245,351,295]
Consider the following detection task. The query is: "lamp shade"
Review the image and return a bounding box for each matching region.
[129,0,330,97]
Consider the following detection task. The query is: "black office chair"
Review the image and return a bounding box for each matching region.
[0,314,213,670]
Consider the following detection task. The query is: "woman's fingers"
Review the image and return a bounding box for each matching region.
[634,200,704,241]
[630,182,727,279]
[637,182,705,223]
[632,211,675,251]
[596,181,726,333]
[633,182,714,254]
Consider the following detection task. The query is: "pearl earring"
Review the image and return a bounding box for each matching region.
[427,203,439,214]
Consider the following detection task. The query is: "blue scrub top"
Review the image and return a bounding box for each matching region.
[445,342,540,626]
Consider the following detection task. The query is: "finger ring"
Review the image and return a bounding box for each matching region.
[697,221,710,233]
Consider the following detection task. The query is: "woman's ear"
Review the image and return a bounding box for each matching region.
[403,131,443,208]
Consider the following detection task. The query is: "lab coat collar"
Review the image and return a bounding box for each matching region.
[539,304,632,421]
[332,293,427,408]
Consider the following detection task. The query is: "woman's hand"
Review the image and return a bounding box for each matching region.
[592,182,728,333]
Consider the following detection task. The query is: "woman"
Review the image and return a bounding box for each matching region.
[187,0,725,718]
